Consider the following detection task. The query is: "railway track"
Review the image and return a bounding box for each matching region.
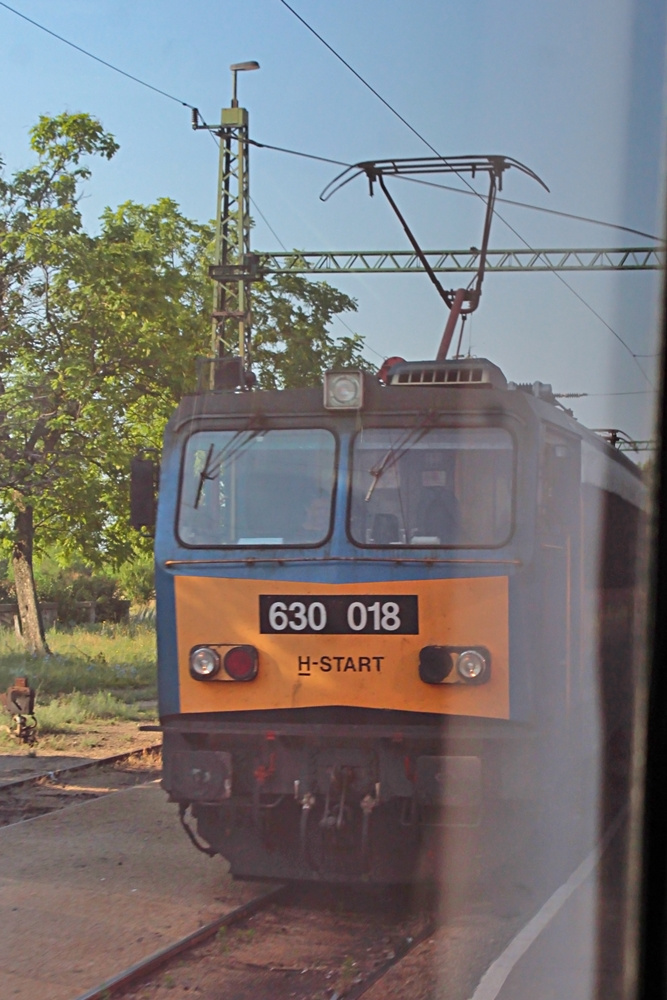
[0,746,443,1000]
[73,884,289,1000]
[0,744,162,827]
[1,743,451,1000]
[85,815,629,1000]
[76,881,443,1000]
[0,742,626,1000]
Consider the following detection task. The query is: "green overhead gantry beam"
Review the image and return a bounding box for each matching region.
[254,246,664,275]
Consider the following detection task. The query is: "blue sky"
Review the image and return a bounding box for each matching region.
[1,0,665,441]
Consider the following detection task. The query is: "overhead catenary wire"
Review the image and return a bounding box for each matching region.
[275,0,561,220]
[248,139,350,169]
[250,197,288,251]
[276,0,468,170]
[1,0,654,382]
[203,128,385,362]
[247,138,663,243]
[1,1,658,244]
[0,0,195,108]
[557,390,656,397]
[275,0,656,387]
[396,175,664,244]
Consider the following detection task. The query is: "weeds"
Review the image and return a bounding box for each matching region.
[37,691,155,734]
[331,955,359,994]
[216,925,232,954]
[0,621,157,734]
[0,622,156,698]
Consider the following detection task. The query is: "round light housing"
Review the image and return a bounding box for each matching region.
[190,646,221,680]
[224,645,258,681]
[418,646,453,684]
[456,649,488,683]
[323,371,364,410]
[332,376,358,404]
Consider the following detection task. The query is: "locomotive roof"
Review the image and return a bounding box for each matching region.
[169,357,643,482]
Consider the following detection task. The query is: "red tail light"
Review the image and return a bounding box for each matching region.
[224,645,258,681]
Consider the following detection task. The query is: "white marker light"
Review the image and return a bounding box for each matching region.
[323,371,364,410]
[190,646,221,679]
[456,649,487,682]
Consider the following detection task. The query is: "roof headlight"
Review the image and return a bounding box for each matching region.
[323,370,364,410]
[189,646,221,680]
[456,649,488,683]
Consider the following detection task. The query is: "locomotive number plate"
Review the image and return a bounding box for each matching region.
[259,595,418,635]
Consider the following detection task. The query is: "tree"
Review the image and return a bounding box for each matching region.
[0,113,121,652]
[0,117,216,650]
[0,113,369,652]
[252,272,368,389]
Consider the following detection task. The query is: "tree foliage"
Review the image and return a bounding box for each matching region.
[252,272,367,389]
[0,112,368,650]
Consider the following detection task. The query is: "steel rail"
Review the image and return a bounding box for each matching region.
[0,743,162,792]
[345,916,438,999]
[343,807,629,999]
[257,246,664,274]
[72,885,288,1000]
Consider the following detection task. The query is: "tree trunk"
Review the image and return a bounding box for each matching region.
[12,506,50,655]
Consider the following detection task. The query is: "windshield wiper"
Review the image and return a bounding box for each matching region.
[194,443,215,510]
[193,425,263,509]
[364,414,436,503]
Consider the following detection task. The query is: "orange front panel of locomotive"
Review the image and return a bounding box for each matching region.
[174,575,509,718]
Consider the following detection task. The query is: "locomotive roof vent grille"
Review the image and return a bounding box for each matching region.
[387,359,507,390]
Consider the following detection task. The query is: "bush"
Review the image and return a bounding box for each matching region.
[117,556,155,603]
[0,559,13,602]
[0,554,153,625]
[34,562,128,625]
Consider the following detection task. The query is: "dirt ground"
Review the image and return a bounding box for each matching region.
[0,782,264,1000]
[0,724,535,1000]
[119,889,437,1000]
[119,888,525,1000]
[0,719,160,782]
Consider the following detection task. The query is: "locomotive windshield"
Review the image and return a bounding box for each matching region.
[349,426,514,547]
[178,428,336,546]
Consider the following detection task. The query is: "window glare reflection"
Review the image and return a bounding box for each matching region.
[350,427,514,547]
[178,429,336,546]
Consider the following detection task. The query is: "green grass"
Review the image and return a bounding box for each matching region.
[37,691,156,734]
[0,622,157,749]
[0,621,157,698]
[0,621,158,736]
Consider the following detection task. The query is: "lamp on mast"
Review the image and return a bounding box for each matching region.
[230,61,260,107]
